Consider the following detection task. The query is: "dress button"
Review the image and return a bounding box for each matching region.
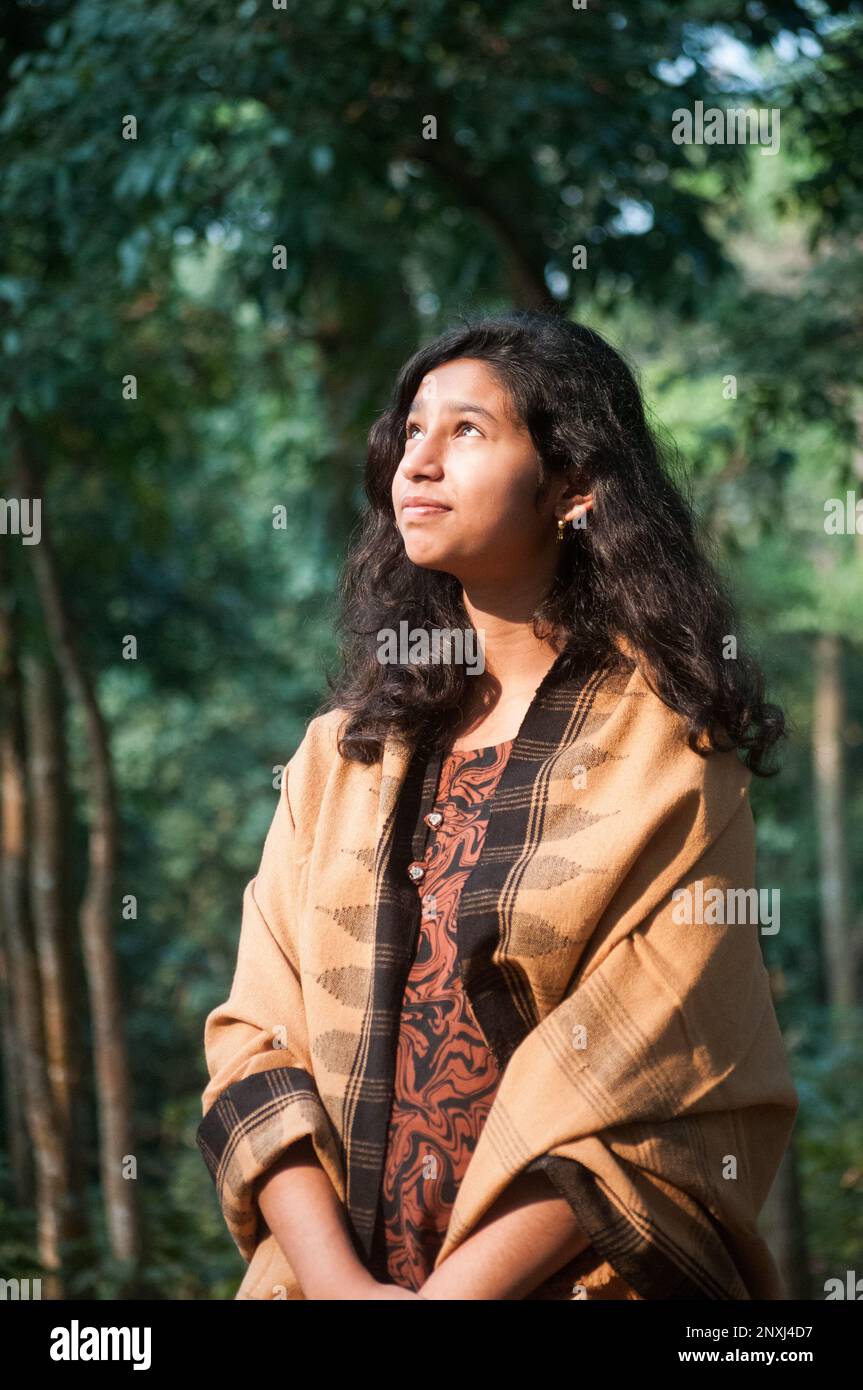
[424,810,443,829]
[406,860,426,884]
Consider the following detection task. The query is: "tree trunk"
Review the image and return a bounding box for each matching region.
[854,404,863,566]
[0,548,70,1298]
[22,652,90,1245]
[0,936,33,1206]
[811,630,854,1035]
[407,138,553,311]
[9,409,141,1273]
[760,1137,810,1298]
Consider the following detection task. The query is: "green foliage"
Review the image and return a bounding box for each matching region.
[794,1029,863,1278]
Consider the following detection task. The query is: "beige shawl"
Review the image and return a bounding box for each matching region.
[197,653,798,1299]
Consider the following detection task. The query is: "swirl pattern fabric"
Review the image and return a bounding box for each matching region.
[379,742,512,1289]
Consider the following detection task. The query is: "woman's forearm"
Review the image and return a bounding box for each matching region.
[417,1168,591,1300]
[256,1142,590,1301]
[255,1136,375,1299]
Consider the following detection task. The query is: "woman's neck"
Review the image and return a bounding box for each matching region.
[447,642,563,751]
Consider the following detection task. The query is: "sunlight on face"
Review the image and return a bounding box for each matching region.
[391,358,550,583]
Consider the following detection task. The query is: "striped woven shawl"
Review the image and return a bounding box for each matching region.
[197,651,798,1300]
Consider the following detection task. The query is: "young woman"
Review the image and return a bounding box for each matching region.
[197,311,799,1301]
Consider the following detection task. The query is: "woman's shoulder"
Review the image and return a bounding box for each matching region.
[593,654,752,797]
[571,657,754,877]
[276,706,362,841]
[287,705,352,775]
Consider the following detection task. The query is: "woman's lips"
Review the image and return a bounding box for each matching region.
[402,504,450,517]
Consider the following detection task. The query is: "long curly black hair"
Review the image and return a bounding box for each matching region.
[316,310,785,774]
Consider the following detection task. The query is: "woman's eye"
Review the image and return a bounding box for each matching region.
[405,420,481,439]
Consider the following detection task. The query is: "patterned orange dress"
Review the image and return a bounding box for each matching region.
[376,737,635,1300]
[378,739,514,1289]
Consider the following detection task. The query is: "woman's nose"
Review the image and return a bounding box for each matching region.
[402,434,443,475]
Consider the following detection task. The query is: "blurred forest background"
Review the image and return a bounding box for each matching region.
[0,0,861,1300]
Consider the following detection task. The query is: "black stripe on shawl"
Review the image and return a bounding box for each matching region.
[342,734,434,1273]
[196,1064,329,1232]
[456,658,613,1070]
[348,647,611,1277]
[524,1153,738,1300]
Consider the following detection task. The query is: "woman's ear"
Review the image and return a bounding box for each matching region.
[562,493,594,527]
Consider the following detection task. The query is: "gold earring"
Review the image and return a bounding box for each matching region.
[556,517,566,543]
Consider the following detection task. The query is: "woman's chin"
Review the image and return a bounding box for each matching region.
[405,545,453,572]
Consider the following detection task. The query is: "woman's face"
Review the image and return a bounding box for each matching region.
[391,357,562,584]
